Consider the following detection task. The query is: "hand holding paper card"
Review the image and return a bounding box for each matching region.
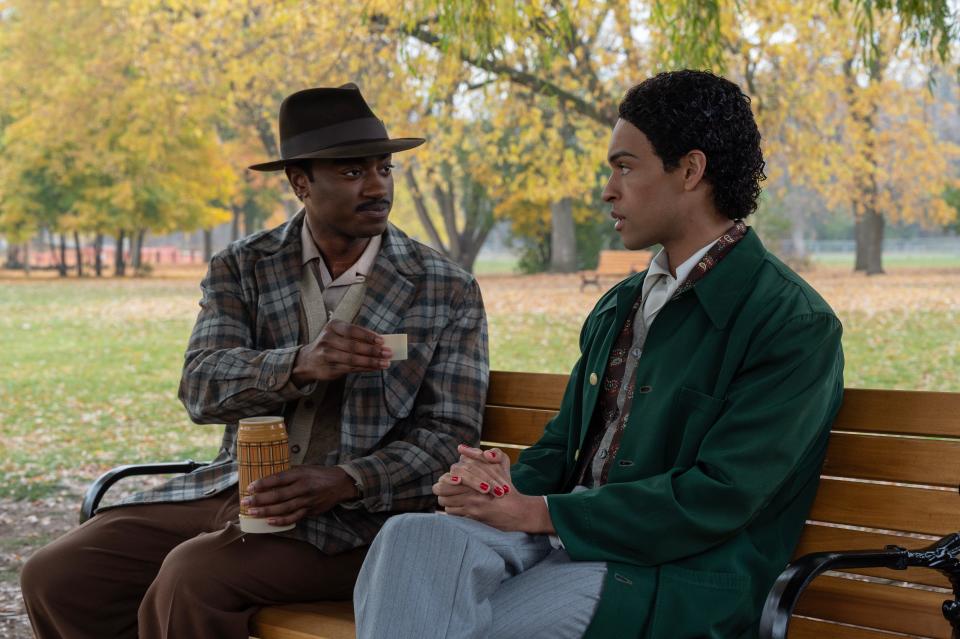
[381,334,408,361]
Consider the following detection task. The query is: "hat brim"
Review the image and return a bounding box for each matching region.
[248,138,425,171]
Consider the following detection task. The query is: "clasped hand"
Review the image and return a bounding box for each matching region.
[433,444,554,535]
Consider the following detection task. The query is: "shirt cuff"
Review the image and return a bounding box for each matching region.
[337,463,367,511]
[544,496,565,550]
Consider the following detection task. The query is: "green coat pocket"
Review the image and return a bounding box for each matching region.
[648,564,753,639]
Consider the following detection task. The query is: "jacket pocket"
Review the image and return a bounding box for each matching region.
[649,565,753,639]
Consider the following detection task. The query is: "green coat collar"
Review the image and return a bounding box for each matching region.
[610,228,768,330]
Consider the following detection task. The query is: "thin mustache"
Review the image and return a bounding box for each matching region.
[356,199,391,212]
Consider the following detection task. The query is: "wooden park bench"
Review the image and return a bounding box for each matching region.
[81,371,960,639]
[579,249,652,291]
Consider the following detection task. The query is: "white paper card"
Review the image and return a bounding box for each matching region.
[381,333,408,361]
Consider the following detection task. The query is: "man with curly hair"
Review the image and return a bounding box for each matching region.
[354,70,844,638]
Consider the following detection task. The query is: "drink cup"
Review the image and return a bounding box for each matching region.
[237,416,296,533]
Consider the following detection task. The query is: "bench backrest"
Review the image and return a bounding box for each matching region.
[594,250,652,275]
[481,371,960,639]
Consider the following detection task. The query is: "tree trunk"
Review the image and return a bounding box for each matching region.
[74,231,83,277]
[549,198,577,272]
[132,229,145,270]
[23,242,30,276]
[58,234,68,277]
[115,230,126,277]
[94,234,103,277]
[231,206,242,242]
[203,229,213,262]
[853,214,868,272]
[404,169,446,252]
[5,243,20,269]
[244,207,260,237]
[789,221,807,261]
[861,207,885,275]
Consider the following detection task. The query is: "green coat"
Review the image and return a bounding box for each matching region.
[512,229,844,638]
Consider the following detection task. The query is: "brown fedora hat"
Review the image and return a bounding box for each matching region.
[248,83,425,171]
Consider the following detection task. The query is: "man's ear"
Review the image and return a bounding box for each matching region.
[681,150,707,191]
[285,166,306,190]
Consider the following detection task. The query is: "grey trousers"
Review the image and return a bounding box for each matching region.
[354,513,607,639]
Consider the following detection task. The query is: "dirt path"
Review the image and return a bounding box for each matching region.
[0,493,78,638]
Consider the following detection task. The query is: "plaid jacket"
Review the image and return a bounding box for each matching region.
[116,212,489,554]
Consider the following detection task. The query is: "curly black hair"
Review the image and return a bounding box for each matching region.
[618,70,766,219]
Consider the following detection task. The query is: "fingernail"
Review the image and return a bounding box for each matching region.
[479,482,489,492]
[382,348,393,358]
[451,476,460,482]
[246,484,255,493]
[486,451,497,459]
[380,360,390,368]
[241,497,251,506]
[493,486,503,496]
[247,508,259,516]
[502,485,510,494]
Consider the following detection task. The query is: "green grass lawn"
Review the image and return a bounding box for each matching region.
[811,252,960,268]
[1,277,958,500]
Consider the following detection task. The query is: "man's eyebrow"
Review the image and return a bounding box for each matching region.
[608,151,639,163]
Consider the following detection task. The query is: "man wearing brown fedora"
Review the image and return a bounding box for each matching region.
[21,84,489,638]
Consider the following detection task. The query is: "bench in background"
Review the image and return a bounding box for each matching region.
[579,250,652,291]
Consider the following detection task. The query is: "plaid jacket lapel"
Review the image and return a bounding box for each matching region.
[345,224,418,399]
[253,218,304,349]
[354,225,419,334]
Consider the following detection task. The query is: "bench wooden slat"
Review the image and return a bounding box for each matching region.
[486,371,567,410]
[794,575,951,638]
[481,406,557,446]
[808,478,960,536]
[252,602,354,639]
[822,432,960,488]
[834,389,960,437]
[796,524,948,589]
[479,422,960,489]
[788,616,932,639]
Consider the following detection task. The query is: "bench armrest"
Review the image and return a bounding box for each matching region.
[79,460,209,524]
[758,533,960,639]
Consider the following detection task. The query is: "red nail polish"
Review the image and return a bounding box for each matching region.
[479,482,489,492]
[451,476,460,482]
[502,485,510,494]
[493,486,503,496]
[486,451,497,459]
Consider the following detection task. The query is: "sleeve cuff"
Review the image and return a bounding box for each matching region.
[337,455,392,512]
[544,496,565,550]
[257,345,312,399]
[337,463,366,511]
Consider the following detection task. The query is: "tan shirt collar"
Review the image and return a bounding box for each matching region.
[301,217,382,288]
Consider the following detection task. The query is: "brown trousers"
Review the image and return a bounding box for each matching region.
[19,491,366,639]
